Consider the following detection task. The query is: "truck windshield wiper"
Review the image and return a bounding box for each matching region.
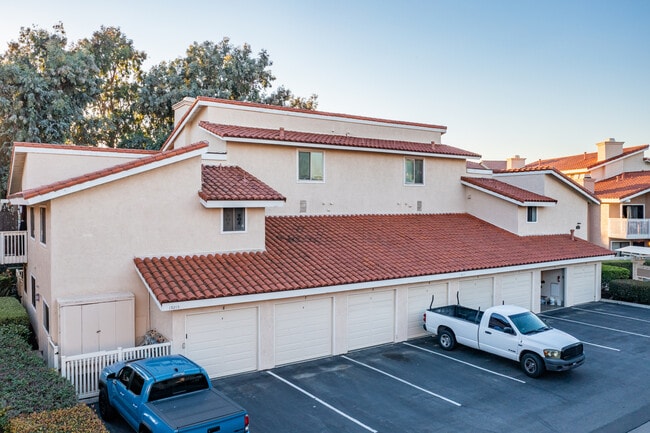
[526,326,550,335]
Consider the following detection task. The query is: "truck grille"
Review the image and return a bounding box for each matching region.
[561,343,583,360]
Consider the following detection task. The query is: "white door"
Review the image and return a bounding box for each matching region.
[407,284,448,338]
[275,298,333,365]
[185,308,258,378]
[347,290,394,350]
[501,273,533,309]
[571,265,596,305]
[459,278,493,310]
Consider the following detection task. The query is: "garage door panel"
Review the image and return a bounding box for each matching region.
[275,298,332,365]
[348,291,394,350]
[502,273,532,309]
[459,278,493,310]
[572,265,596,305]
[407,284,447,338]
[186,308,258,378]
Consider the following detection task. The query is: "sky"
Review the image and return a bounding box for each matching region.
[1,0,649,161]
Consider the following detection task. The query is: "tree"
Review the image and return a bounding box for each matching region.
[137,37,318,148]
[0,23,100,189]
[72,26,146,148]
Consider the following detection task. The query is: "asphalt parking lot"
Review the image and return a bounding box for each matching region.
[97,301,650,433]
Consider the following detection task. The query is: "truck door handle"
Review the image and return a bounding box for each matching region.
[485,330,492,335]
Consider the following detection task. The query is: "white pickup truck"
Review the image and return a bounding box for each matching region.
[423,302,585,377]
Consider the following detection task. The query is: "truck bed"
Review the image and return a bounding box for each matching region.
[148,387,245,430]
[428,305,484,324]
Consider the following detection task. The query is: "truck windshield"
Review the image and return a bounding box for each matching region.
[149,373,210,402]
[509,312,550,335]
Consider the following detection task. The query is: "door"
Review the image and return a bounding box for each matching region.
[459,278,493,310]
[275,298,333,365]
[347,290,395,350]
[501,273,533,309]
[407,284,448,338]
[479,312,520,361]
[185,307,258,377]
[570,264,597,305]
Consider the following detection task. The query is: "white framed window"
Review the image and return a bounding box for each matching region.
[43,300,50,333]
[223,208,246,232]
[527,206,538,223]
[31,275,36,308]
[405,158,424,185]
[622,204,644,219]
[39,207,46,244]
[29,207,35,239]
[298,150,324,181]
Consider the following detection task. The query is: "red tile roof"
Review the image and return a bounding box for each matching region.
[200,165,286,202]
[461,177,556,204]
[595,171,650,201]
[523,145,648,172]
[200,121,480,158]
[9,142,207,202]
[134,213,612,305]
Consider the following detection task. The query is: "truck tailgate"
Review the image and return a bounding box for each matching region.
[148,387,245,431]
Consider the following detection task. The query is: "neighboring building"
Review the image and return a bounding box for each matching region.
[5,98,612,378]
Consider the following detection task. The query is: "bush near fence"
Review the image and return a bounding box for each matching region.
[602,264,631,287]
[0,297,106,432]
[602,260,633,274]
[608,279,650,305]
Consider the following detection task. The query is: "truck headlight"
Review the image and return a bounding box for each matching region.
[543,349,561,359]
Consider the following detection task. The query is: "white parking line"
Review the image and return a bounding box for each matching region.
[540,315,650,338]
[404,342,526,384]
[571,307,650,324]
[342,355,462,407]
[267,371,378,433]
[581,341,621,352]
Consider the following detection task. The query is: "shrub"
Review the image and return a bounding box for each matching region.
[6,404,109,433]
[608,279,650,305]
[602,260,633,274]
[602,264,631,286]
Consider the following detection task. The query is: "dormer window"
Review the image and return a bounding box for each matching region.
[223,208,246,232]
[527,206,538,223]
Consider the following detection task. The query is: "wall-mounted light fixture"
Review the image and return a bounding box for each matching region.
[576,222,582,230]
[35,293,41,302]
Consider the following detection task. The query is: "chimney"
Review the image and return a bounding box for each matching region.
[581,174,595,193]
[506,155,526,170]
[172,97,196,127]
[596,138,624,162]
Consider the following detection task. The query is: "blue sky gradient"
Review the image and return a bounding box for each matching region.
[2,0,649,161]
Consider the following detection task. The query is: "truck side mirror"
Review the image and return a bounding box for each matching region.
[503,327,515,335]
[106,372,116,380]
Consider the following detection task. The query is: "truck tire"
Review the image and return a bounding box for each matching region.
[521,353,545,378]
[438,328,456,351]
[98,387,116,421]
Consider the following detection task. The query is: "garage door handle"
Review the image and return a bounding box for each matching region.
[485,330,492,335]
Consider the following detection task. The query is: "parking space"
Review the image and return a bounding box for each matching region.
[99,301,650,433]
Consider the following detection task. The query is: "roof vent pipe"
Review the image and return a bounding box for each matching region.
[570,229,575,241]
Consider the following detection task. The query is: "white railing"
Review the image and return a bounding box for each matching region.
[0,231,27,264]
[61,342,172,401]
[609,218,650,239]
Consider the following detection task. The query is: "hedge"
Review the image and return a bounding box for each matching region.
[602,260,633,274]
[0,297,29,329]
[602,264,631,286]
[6,405,108,433]
[608,279,650,305]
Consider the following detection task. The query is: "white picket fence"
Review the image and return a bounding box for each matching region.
[61,342,172,400]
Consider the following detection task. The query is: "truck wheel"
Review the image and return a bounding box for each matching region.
[521,353,545,378]
[438,329,456,351]
[98,387,116,421]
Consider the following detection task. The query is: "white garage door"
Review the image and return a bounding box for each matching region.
[502,273,533,309]
[275,298,333,365]
[571,264,597,305]
[459,278,493,310]
[348,290,394,350]
[185,308,258,378]
[407,284,448,338]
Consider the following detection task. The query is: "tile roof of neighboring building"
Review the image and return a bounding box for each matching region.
[523,145,648,172]
[134,213,612,305]
[461,177,557,204]
[595,171,650,201]
[9,142,208,203]
[199,121,480,158]
[200,165,286,202]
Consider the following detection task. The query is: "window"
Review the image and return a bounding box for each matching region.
[527,206,537,223]
[118,367,134,387]
[29,207,35,239]
[223,208,245,232]
[623,204,644,219]
[488,313,511,332]
[130,372,145,396]
[31,276,36,308]
[43,301,50,333]
[405,158,424,185]
[298,151,324,181]
[39,207,46,244]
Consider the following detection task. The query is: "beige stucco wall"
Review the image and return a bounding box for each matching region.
[44,155,266,353]
[224,142,467,216]
[463,186,519,233]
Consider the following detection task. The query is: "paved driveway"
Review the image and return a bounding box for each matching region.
[98,301,650,433]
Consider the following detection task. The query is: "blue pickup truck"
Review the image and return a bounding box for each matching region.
[98,355,249,433]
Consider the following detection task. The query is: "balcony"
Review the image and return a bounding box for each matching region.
[609,218,650,240]
[0,231,27,265]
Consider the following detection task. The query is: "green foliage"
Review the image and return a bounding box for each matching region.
[602,264,631,286]
[6,404,109,433]
[0,271,17,298]
[602,260,633,274]
[608,279,650,305]
[0,297,29,329]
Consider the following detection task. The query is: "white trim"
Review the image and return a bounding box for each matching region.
[589,148,647,171]
[297,149,325,182]
[221,207,247,233]
[461,180,557,207]
[10,147,206,206]
[12,144,154,159]
[201,152,228,162]
[137,254,613,312]
[493,170,599,205]
[404,157,425,186]
[200,199,285,208]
